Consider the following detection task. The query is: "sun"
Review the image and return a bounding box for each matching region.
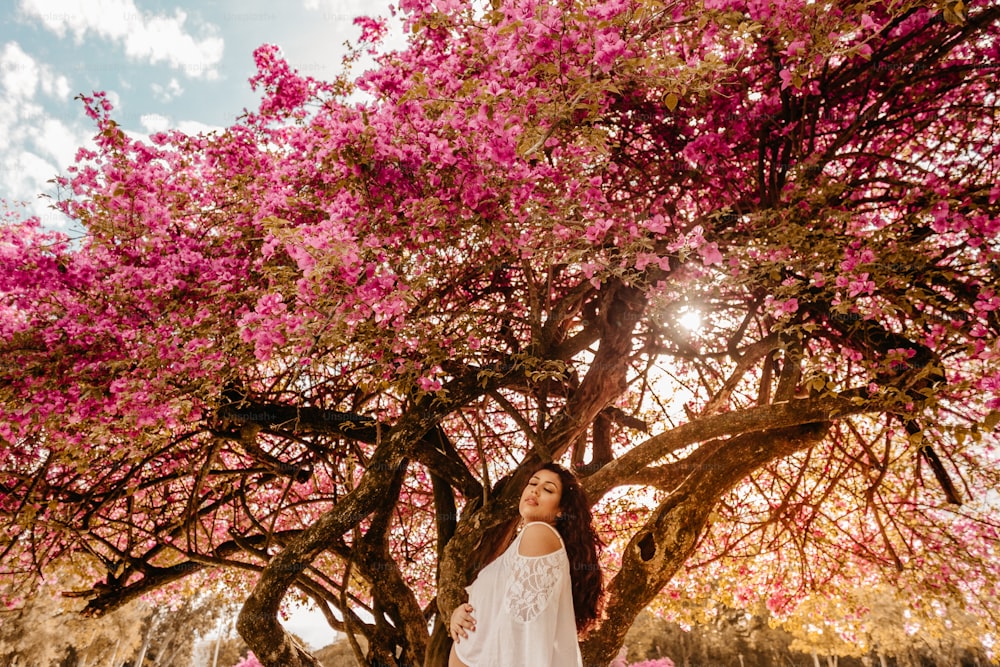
[678,308,702,332]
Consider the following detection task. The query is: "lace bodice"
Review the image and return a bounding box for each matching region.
[505,549,565,622]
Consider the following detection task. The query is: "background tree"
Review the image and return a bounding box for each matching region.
[1,1,999,666]
[0,563,245,667]
[204,633,252,667]
[842,583,991,667]
[127,580,240,667]
[0,560,145,667]
[785,595,866,666]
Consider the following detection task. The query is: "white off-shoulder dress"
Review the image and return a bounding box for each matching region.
[454,521,582,667]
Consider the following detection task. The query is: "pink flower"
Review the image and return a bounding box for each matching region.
[594,30,626,71]
[644,215,667,234]
[974,289,999,312]
[417,376,443,392]
[778,298,799,315]
[698,242,723,266]
[847,273,875,297]
[248,44,311,116]
[931,200,950,232]
[628,658,676,667]
[354,16,387,44]
[231,652,264,667]
[585,219,614,243]
[785,39,806,57]
[779,69,795,89]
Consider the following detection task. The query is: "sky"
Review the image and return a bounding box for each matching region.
[0,0,405,233]
[1,0,406,652]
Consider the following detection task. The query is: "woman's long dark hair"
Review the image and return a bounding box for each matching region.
[541,462,604,632]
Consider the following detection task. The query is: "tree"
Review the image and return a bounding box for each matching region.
[785,595,866,666]
[2,1,999,666]
[0,562,241,667]
[126,579,240,667]
[842,583,991,667]
[0,560,145,667]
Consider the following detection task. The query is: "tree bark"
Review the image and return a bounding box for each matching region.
[236,372,497,667]
[134,622,152,667]
[580,422,831,665]
[436,281,647,641]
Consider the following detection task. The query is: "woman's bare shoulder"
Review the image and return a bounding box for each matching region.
[517,522,563,556]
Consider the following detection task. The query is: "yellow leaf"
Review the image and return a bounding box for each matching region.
[942,0,966,25]
[664,92,679,111]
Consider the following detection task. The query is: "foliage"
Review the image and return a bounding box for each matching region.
[0,560,145,666]
[133,580,240,667]
[1,0,999,665]
[621,605,989,667]
[628,659,676,667]
[0,562,244,667]
[790,583,996,666]
[231,652,265,667]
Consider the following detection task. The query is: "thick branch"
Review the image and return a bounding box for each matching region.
[584,395,866,501]
[236,370,495,667]
[539,280,646,458]
[436,281,647,632]
[581,422,831,664]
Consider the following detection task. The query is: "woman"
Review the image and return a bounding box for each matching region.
[448,462,604,667]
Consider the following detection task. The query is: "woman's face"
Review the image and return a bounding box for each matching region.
[519,469,563,524]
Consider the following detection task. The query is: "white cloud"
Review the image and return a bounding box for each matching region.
[17,0,224,79]
[102,90,122,114]
[2,151,57,200]
[1,41,71,102]
[31,117,81,168]
[41,71,72,100]
[301,0,381,12]
[122,117,222,148]
[0,42,91,227]
[1,43,40,100]
[151,77,183,103]
[139,112,170,134]
[176,119,222,136]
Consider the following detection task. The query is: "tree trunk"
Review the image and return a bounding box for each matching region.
[437,282,648,642]
[238,396,482,667]
[107,638,120,667]
[424,614,453,667]
[580,422,831,665]
[133,621,153,667]
[211,624,224,667]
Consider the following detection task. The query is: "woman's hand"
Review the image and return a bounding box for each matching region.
[449,602,476,643]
